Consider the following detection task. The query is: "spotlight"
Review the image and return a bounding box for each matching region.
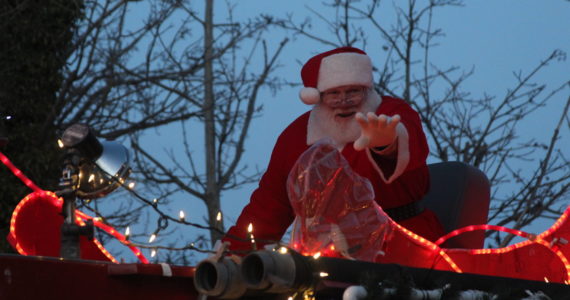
[58,123,131,259]
[61,124,131,199]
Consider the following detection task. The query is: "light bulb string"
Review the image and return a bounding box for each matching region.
[109,175,281,247]
[1,150,149,264]
[126,243,215,254]
[1,149,278,256]
[108,175,218,231]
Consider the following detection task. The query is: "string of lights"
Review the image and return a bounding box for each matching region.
[6,146,570,284]
[110,174,281,252]
[2,141,279,261]
[1,150,149,263]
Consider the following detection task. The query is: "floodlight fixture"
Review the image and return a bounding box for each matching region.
[61,124,131,199]
[58,123,131,259]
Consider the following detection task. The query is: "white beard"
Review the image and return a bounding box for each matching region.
[307,90,382,149]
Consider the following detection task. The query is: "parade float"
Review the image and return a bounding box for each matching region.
[1,126,570,299]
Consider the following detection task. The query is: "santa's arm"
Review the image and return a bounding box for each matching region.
[222,135,295,253]
[354,102,427,183]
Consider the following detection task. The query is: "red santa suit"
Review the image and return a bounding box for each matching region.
[224,95,444,251]
[223,47,444,253]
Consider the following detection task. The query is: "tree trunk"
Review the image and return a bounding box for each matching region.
[203,0,224,245]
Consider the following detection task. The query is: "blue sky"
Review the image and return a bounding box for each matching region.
[111,1,570,262]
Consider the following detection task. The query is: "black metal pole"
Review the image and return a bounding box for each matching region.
[57,149,84,259]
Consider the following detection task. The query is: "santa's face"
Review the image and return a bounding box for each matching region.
[320,85,367,122]
[308,85,380,147]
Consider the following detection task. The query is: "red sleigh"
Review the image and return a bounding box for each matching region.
[2,140,570,298]
[285,142,570,284]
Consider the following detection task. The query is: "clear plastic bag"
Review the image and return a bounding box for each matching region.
[287,140,393,261]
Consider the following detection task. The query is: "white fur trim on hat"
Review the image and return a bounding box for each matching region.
[299,87,320,105]
[318,52,373,92]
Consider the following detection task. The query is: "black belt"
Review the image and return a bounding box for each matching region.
[384,201,424,221]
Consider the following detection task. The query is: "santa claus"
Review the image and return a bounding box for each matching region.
[222,46,444,252]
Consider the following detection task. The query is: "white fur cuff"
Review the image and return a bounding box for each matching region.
[367,123,410,183]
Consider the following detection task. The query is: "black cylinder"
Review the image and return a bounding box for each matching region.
[61,123,103,161]
[241,250,314,294]
[193,257,246,299]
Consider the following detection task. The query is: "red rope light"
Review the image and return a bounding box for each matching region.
[0,152,41,192]
[392,221,463,273]
[432,219,570,281]
[76,210,149,264]
[1,150,148,264]
[434,224,534,247]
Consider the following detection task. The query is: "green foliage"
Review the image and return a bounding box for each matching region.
[0,0,83,253]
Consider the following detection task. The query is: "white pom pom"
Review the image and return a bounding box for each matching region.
[299,87,320,105]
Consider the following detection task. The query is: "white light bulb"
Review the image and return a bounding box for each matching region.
[149,234,156,243]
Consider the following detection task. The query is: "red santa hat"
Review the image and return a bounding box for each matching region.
[299,46,374,105]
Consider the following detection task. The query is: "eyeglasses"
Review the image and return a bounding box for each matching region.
[321,87,367,105]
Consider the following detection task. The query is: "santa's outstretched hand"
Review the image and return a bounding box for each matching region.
[354,112,400,151]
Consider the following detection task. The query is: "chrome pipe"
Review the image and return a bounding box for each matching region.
[193,257,246,299]
[241,250,314,294]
